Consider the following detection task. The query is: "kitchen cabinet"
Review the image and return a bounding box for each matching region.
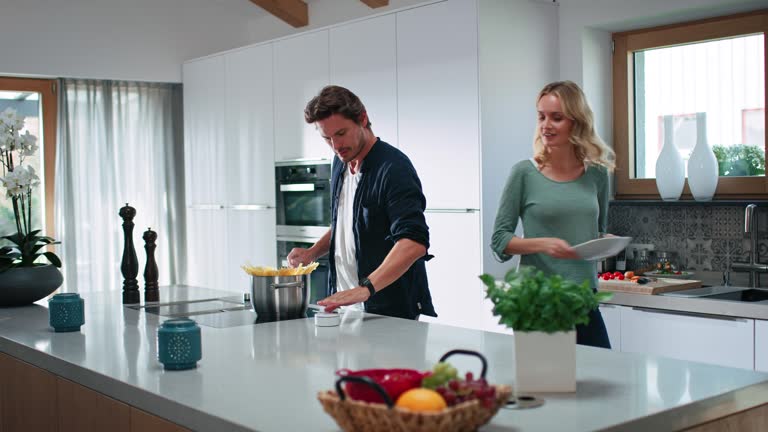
[274,30,332,162]
[182,55,226,206]
[621,307,754,370]
[599,304,623,351]
[0,352,189,432]
[420,211,486,330]
[130,408,190,432]
[57,376,130,431]
[225,207,277,293]
[224,44,275,207]
[183,45,277,289]
[329,14,398,148]
[397,0,480,210]
[185,208,228,290]
[755,320,768,372]
[0,352,57,432]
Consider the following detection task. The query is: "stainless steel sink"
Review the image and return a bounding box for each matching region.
[661,286,768,303]
[698,289,768,302]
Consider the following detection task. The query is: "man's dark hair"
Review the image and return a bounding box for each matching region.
[304,85,371,128]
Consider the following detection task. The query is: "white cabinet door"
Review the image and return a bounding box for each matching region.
[182,56,227,206]
[274,30,332,162]
[621,307,754,370]
[756,320,768,372]
[420,211,485,330]
[184,208,227,289]
[599,304,622,351]
[397,0,480,209]
[330,14,398,148]
[225,208,276,294]
[225,44,275,207]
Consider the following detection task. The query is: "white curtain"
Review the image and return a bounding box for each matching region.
[55,79,186,293]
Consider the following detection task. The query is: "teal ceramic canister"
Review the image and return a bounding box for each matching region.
[157,318,202,370]
[48,293,85,332]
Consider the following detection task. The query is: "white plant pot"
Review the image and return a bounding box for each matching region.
[687,112,718,201]
[655,115,685,201]
[514,330,576,393]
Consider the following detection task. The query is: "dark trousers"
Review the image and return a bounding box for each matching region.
[576,308,611,349]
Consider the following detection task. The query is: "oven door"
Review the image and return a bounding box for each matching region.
[277,238,329,306]
[276,181,331,237]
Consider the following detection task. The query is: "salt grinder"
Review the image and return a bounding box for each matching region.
[143,228,159,303]
[119,203,140,304]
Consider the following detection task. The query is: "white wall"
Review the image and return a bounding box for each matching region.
[0,0,263,82]
[558,0,767,148]
[479,0,559,278]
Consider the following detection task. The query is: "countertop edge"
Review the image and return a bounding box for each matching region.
[0,336,254,432]
[601,292,768,320]
[597,381,768,432]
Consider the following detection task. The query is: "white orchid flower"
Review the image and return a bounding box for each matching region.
[19,131,38,156]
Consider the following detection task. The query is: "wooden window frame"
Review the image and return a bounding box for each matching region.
[0,77,57,236]
[613,10,768,200]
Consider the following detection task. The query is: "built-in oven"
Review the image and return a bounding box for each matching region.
[277,237,329,308]
[275,160,332,240]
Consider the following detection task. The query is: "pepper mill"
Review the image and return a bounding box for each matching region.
[143,228,159,303]
[119,203,140,304]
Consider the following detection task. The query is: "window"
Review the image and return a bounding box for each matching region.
[0,77,57,236]
[613,11,767,199]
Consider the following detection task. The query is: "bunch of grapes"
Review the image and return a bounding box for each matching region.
[434,372,497,409]
[421,362,458,389]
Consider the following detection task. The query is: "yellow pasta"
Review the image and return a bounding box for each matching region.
[241,261,320,276]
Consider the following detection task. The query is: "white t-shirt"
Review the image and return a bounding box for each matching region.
[334,167,364,310]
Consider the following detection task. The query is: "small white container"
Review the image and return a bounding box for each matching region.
[314,312,340,327]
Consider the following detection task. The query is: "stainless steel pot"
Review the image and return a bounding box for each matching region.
[250,274,309,322]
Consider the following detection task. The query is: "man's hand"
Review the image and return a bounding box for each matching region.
[317,287,370,312]
[287,247,314,267]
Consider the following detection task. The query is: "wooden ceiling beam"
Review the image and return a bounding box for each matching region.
[250,0,308,28]
[360,0,389,8]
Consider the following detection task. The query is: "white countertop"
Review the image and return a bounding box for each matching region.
[603,286,768,320]
[2,285,768,431]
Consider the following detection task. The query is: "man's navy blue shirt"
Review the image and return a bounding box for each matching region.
[327,139,436,319]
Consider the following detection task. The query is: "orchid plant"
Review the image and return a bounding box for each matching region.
[0,107,60,272]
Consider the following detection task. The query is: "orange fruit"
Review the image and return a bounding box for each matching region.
[395,388,447,412]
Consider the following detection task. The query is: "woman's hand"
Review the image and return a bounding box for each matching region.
[537,238,579,259]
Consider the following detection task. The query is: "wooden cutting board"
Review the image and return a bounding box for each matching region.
[598,278,702,295]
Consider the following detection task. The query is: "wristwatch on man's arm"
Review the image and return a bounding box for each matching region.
[360,277,376,298]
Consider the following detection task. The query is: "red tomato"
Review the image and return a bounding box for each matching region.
[613,271,623,277]
[616,274,625,280]
[602,273,612,280]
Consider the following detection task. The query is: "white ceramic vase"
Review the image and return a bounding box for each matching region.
[687,112,718,201]
[655,115,685,201]
[513,330,576,393]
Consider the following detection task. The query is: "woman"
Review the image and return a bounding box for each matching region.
[491,80,615,348]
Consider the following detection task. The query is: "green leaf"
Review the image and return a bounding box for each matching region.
[43,252,62,268]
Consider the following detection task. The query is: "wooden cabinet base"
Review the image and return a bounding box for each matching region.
[684,403,768,432]
[0,352,189,432]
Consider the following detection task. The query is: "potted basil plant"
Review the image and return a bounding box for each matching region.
[480,266,611,392]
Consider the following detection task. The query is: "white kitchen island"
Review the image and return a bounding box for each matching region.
[1,285,768,431]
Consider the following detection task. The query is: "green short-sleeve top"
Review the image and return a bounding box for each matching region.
[490,159,610,289]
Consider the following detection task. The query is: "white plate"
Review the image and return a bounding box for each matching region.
[572,236,632,261]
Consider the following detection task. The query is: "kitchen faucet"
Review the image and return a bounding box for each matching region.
[731,204,768,288]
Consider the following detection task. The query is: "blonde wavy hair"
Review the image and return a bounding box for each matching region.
[533,81,615,172]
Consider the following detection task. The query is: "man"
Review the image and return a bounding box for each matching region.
[287,85,436,320]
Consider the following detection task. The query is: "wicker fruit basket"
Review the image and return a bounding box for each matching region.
[317,350,512,432]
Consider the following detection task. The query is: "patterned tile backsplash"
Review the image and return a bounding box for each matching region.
[607,204,767,287]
